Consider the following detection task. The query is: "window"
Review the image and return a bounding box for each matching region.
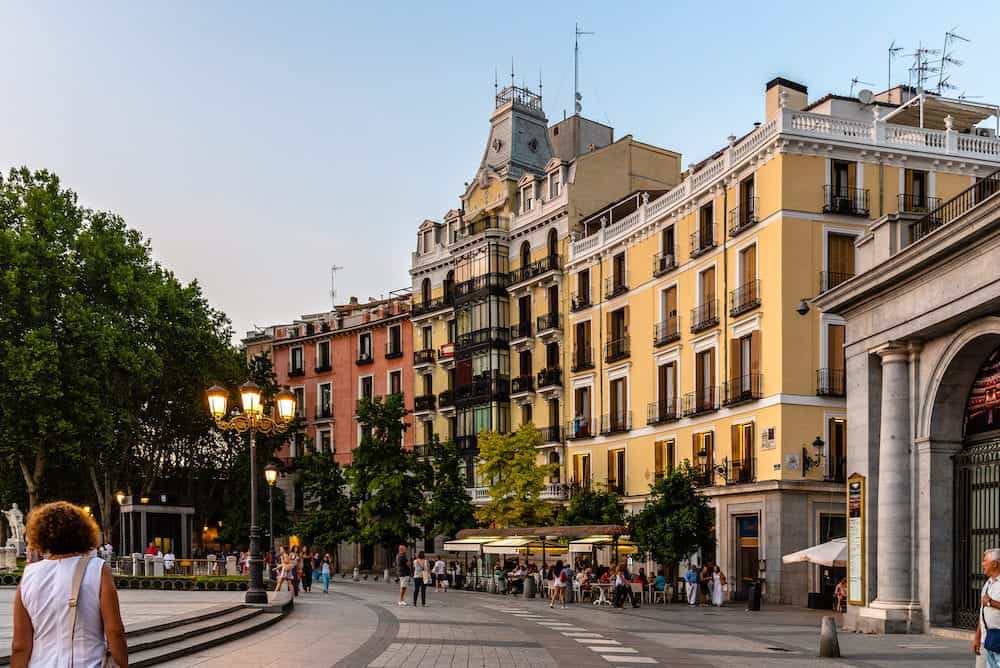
[739,244,756,288]
[696,348,716,410]
[828,418,847,481]
[359,333,372,361]
[547,228,558,258]
[386,325,402,357]
[522,184,534,212]
[422,421,433,446]
[612,252,626,289]
[360,376,373,400]
[316,341,330,370]
[574,320,591,367]
[729,331,760,395]
[420,278,431,303]
[740,176,756,220]
[549,171,560,199]
[729,422,755,482]
[549,451,561,483]
[318,429,332,454]
[654,439,676,478]
[657,361,677,412]
[548,398,559,427]
[519,350,532,375]
[826,233,856,288]
[547,285,559,316]
[293,387,305,418]
[610,377,627,427]
[661,226,674,256]
[290,347,304,374]
[389,370,402,396]
[699,202,714,247]
[831,160,854,195]
[521,404,532,425]
[659,286,678,333]
[545,342,559,368]
[422,326,432,350]
[318,382,331,413]
[573,386,592,436]
[694,431,714,464]
[447,319,456,343]
[520,241,532,269]
[576,269,590,307]
[420,373,432,396]
[607,448,626,494]
[699,267,716,305]
[572,453,591,486]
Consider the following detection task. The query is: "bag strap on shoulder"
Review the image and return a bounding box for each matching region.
[68,555,94,664]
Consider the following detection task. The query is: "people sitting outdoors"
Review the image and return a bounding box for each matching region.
[653,569,667,593]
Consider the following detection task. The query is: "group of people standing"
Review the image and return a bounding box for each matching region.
[272,546,333,595]
[395,545,452,607]
[685,561,726,606]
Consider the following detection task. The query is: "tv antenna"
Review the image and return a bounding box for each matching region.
[908,43,941,91]
[937,28,969,95]
[574,22,594,115]
[887,40,904,90]
[330,265,344,310]
[850,77,874,97]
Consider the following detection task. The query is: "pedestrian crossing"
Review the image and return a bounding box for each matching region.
[496,606,659,665]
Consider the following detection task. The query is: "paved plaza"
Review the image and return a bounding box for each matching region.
[1,580,984,666]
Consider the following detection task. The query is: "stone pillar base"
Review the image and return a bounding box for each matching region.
[850,600,925,634]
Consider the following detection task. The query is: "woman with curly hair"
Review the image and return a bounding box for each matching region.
[11,501,128,667]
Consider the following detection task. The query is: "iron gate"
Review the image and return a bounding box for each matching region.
[954,438,1000,629]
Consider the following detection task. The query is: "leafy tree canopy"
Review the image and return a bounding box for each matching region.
[422,437,475,539]
[558,483,625,527]
[474,424,558,529]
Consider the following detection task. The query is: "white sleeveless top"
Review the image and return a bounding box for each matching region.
[19,555,107,667]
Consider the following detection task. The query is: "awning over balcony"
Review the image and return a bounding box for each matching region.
[881,93,999,132]
[442,536,501,553]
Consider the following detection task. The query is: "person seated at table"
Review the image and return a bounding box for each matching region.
[653,569,667,592]
[494,564,506,592]
[599,567,611,584]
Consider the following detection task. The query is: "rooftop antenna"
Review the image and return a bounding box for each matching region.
[908,42,941,92]
[574,22,594,115]
[494,66,498,97]
[958,91,983,100]
[937,28,969,95]
[511,57,515,90]
[850,76,874,97]
[888,40,904,90]
[330,265,344,310]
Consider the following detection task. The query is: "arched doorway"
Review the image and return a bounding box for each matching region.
[954,343,1000,628]
[520,241,532,270]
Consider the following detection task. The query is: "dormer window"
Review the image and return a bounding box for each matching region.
[421,229,434,253]
[522,184,534,213]
[549,171,561,199]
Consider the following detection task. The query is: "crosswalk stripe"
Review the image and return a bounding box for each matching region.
[561,632,602,637]
[589,647,638,654]
[575,638,620,645]
[604,657,657,664]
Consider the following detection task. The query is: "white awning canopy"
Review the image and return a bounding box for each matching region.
[782,538,847,568]
[567,535,637,554]
[880,94,999,131]
[482,537,535,555]
[443,537,501,553]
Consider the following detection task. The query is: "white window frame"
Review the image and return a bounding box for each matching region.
[606,368,630,423]
[386,324,402,356]
[696,262,718,307]
[571,376,595,423]
[290,346,304,372]
[291,385,306,418]
[654,348,681,407]
[316,381,332,416]
[358,374,374,401]
[658,280,680,322]
[316,428,332,454]
[821,226,861,274]
[358,331,372,360]
[387,369,403,397]
[819,313,847,370]
[735,239,758,286]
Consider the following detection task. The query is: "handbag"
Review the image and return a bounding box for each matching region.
[69,555,121,668]
[984,604,1000,653]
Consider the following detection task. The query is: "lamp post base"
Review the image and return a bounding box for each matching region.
[244,589,269,605]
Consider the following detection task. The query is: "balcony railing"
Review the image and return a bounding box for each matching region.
[510,321,533,341]
[605,273,629,299]
[537,367,562,389]
[823,186,870,217]
[456,435,477,451]
[539,482,566,500]
[571,348,594,372]
[819,271,854,293]
[457,327,510,348]
[314,360,331,373]
[414,394,436,412]
[682,388,719,416]
[412,294,453,317]
[690,300,719,333]
[816,368,846,397]
[689,223,716,257]
[315,405,332,420]
[288,366,305,377]
[692,464,716,487]
[727,457,756,485]
[538,425,562,443]
[600,411,632,434]
[653,252,676,277]
[898,193,939,213]
[728,197,759,235]
[438,389,454,407]
[826,456,847,483]
[909,167,1000,244]
[356,352,374,365]
[647,398,679,425]
[385,346,403,360]
[723,374,763,406]
[413,349,436,365]
[454,373,510,404]
[729,279,761,317]
[606,477,626,496]
[566,417,594,440]
[536,312,562,333]
[453,272,510,300]
[509,254,562,284]
[414,443,432,458]
[464,486,491,502]
[654,317,680,347]
[605,336,630,363]
[511,375,535,394]
[571,291,592,311]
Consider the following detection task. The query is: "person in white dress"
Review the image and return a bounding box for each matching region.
[711,565,726,607]
[11,501,128,667]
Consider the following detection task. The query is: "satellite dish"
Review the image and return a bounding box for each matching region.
[858,89,874,104]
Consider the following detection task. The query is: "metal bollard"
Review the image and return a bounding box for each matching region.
[819,616,841,658]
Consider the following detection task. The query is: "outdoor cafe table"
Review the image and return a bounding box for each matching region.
[590,582,613,606]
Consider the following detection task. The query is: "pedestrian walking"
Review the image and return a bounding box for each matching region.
[301,551,312,593]
[685,564,699,606]
[699,562,712,605]
[312,552,322,583]
[549,560,568,609]
[10,501,129,668]
[321,554,332,594]
[396,545,411,606]
[275,548,294,593]
[975,547,1000,666]
[433,556,447,592]
[712,565,725,606]
[289,546,301,597]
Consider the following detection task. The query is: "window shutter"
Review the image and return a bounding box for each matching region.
[729,338,740,384]
[742,245,756,287]
[828,325,845,371]
[751,330,762,377]
[655,441,664,476]
[731,424,740,465]
[847,162,857,191]
[607,449,615,485]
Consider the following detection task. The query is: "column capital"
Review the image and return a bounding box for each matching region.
[873,341,910,363]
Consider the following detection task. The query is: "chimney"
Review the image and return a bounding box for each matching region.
[349,296,359,305]
[765,77,808,119]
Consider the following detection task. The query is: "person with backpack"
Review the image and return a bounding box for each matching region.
[549,559,567,608]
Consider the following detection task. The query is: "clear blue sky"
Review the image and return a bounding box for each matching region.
[2,1,998,342]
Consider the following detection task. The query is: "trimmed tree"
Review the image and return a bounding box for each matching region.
[423,437,475,541]
[629,464,716,583]
[558,483,625,526]
[292,453,354,569]
[474,424,558,528]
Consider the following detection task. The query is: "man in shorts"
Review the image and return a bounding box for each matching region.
[396,544,412,606]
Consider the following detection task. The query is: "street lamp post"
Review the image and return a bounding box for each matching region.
[264,464,279,566]
[206,382,295,604]
[115,491,126,557]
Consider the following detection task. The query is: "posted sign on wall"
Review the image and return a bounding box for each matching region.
[847,474,866,606]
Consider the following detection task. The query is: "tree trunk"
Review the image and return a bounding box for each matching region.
[18,450,46,509]
[89,466,112,545]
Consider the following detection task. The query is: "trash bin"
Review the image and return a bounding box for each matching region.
[524,576,536,599]
[747,579,762,611]
[567,585,575,603]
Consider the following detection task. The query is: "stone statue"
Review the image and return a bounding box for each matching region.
[4,503,25,555]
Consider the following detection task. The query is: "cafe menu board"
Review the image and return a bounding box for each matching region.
[847,474,866,606]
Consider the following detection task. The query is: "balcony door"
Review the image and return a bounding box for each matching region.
[700,267,716,308]
[608,448,626,494]
[574,386,591,432]
[613,252,626,288]
[699,202,714,245]
[573,453,591,486]
[546,342,559,368]
[740,176,755,217]
[575,320,591,363]
[696,349,715,409]
[831,160,855,195]
[828,417,846,480]
[577,269,590,304]
[519,350,532,376]
[661,286,677,327]
[827,233,855,286]
[518,295,531,328]
[547,285,559,316]
[610,377,627,426]
[610,307,628,342]
[657,361,676,413]
[661,226,675,257]
[548,398,559,430]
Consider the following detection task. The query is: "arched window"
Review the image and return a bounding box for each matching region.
[547,228,558,259]
[520,241,532,269]
[420,278,431,304]
[444,270,455,299]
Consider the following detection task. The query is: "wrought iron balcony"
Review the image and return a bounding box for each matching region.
[728,197,759,236]
[910,168,1000,244]
[314,361,331,373]
[898,193,939,213]
[606,477,626,496]
[536,367,563,389]
[819,271,854,293]
[385,346,403,360]
[682,388,719,416]
[726,457,756,484]
[511,375,535,394]
[723,374,763,406]
[605,337,630,363]
[536,312,562,334]
[654,318,680,347]
[453,272,510,302]
[605,273,629,299]
[315,405,332,420]
[646,398,679,425]
[412,294,453,317]
[692,464,716,487]
[823,186,870,217]
[510,321,533,341]
[571,291,592,311]
[825,456,847,483]
[689,224,716,257]
[454,373,510,405]
[413,349,436,365]
[653,252,676,277]
[538,425,562,443]
[600,411,632,434]
[438,389,454,407]
[690,300,719,333]
[729,279,761,317]
[414,394,436,412]
[816,368,846,397]
[509,254,562,284]
[356,352,374,366]
[571,348,594,372]
[566,417,594,440]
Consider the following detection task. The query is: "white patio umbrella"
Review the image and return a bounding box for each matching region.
[781,537,847,568]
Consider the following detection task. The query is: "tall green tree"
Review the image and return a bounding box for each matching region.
[475,424,558,528]
[629,464,716,581]
[558,483,625,527]
[422,437,475,540]
[346,394,423,565]
[292,452,354,568]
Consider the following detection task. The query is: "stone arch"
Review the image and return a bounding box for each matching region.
[920,316,1000,443]
[547,228,558,258]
